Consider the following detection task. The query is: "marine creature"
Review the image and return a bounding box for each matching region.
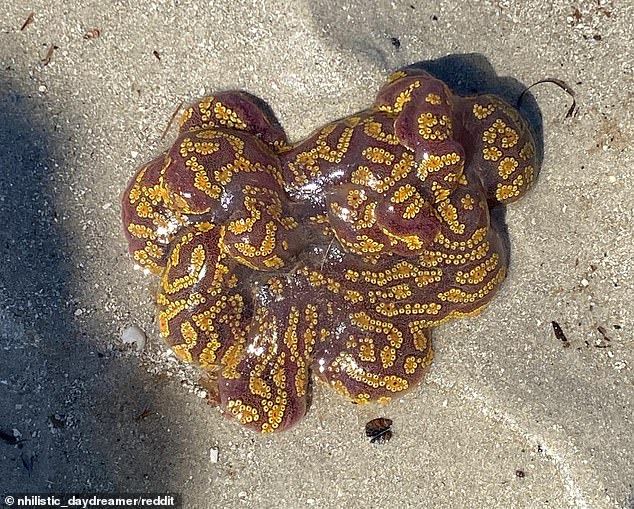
[121,67,538,432]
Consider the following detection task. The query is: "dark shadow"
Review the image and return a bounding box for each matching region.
[0,78,176,492]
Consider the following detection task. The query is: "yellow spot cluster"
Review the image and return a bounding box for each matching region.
[437,200,465,234]
[473,103,495,120]
[417,151,463,181]
[362,146,395,165]
[417,112,452,140]
[495,174,525,202]
[438,268,505,303]
[227,399,259,425]
[213,102,248,129]
[287,127,353,183]
[379,80,421,114]
[455,254,499,285]
[425,93,442,105]
[498,157,518,179]
[363,120,399,145]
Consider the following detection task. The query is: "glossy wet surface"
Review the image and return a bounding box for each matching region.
[0,1,632,507]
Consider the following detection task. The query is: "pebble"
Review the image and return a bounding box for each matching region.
[121,324,147,351]
[614,361,627,371]
[209,447,219,463]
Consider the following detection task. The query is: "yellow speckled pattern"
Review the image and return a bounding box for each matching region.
[121,69,539,432]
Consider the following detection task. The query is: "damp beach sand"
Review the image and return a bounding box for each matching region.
[0,1,633,508]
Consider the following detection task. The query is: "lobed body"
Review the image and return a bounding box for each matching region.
[121,68,538,432]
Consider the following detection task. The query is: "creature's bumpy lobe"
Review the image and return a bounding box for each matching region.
[121,69,538,432]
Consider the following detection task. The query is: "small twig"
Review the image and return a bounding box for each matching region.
[41,44,58,66]
[320,237,335,273]
[551,321,570,347]
[20,12,35,31]
[596,325,612,342]
[518,78,578,118]
[161,101,184,140]
[135,407,153,421]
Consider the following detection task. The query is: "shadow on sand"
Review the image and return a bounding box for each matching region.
[0,78,178,492]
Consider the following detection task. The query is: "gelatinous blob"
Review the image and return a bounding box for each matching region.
[121,68,539,432]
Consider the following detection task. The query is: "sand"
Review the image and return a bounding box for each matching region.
[0,1,632,507]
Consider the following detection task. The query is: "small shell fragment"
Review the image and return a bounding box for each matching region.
[121,325,147,351]
[209,447,219,463]
[83,27,101,39]
[365,417,393,444]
